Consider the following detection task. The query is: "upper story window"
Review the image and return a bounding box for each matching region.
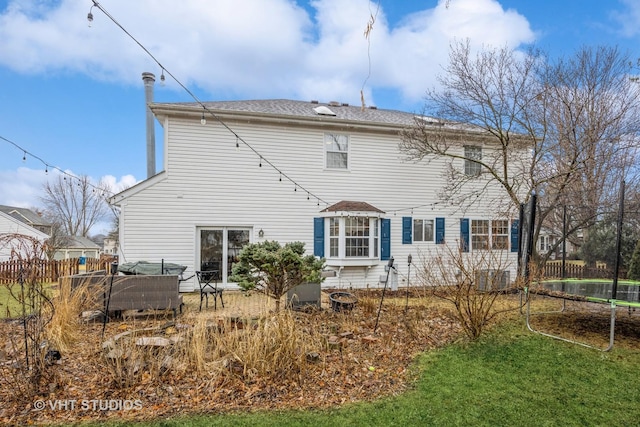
[325,133,349,169]
[413,219,434,242]
[464,145,482,176]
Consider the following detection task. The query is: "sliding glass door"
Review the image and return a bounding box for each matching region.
[199,227,251,284]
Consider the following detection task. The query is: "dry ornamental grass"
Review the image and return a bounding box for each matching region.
[0,287,464,425]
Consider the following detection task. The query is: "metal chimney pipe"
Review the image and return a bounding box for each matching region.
[142,72,156,178]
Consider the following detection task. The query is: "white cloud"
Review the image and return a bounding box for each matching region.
[0,167,48,209]
[612,0,640,37]
[0,0,535,107]
[0,167,137,212]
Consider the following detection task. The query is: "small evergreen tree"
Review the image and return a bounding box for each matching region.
[230,241,324,311]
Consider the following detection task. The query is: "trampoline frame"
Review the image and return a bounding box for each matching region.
[524,286,640,352]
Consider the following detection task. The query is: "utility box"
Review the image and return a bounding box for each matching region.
[476,269,510,291]
[381,265,398,291]
[287,282,321,310]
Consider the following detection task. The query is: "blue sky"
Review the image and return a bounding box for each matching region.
[0,0,639,233]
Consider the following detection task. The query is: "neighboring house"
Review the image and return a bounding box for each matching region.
[0,209,50,261]
[52,236,101,261]
[102,234,119,256]
[537,226,582,260]
[0,205,52,235]
[111,99,525,292]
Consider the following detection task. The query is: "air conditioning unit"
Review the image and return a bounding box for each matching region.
[475,269,510,291]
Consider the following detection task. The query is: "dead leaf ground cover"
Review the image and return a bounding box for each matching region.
[0,289,639,426]
[0,289,464,426]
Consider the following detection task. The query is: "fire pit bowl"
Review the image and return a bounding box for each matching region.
[329,291,358,312]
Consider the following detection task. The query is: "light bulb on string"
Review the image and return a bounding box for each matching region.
[87,6,94,27]
[45,165,48,175]
[22,151,26,162]
[307,193,310,201]
[279,173,282,182]
[160,68,166,86]
[235,137,239,151]
[259,157,262,167]
[200,108,206,125]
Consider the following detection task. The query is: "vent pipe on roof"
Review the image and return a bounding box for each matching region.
[142,72,156,178]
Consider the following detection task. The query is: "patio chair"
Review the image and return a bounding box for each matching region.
[195,270,224,311]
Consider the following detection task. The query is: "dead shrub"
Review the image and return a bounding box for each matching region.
[415,244,522,340]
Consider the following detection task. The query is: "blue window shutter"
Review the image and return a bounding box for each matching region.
[381,218,391,260]
[313,217,324,257]
[436,217,445,244]
[511,219,519,253]
[402,217,412,244]
[460,218,470,252]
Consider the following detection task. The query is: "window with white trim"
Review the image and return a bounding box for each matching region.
[471,219,508,250]
[327,217,379,261]
[413,219,434,242]
[464,145,482,176]
[329,217,339,257]
[325,133,349,169]
[492,220,509,250]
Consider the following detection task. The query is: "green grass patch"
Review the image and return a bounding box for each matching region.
[94,319,640,427]
[0,282,54,319]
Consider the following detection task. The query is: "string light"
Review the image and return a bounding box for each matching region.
[259,157,262,167]
[279,173,282,182]
[235,137,239,151]
[1,134,116,200]
[87,1,331,208]
[200,108,206,125]
[160,68,166,86]
[87,5,94,27]
[22,151,26,162]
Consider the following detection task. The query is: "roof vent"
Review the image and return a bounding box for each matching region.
[328,101,341,107]
[341,102,349,107]
[310,100,319,104]
[314,105,336,116]
[415,115,444,126]
[369,105,377,110]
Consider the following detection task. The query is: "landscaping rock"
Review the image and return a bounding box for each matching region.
[136,336,171,347]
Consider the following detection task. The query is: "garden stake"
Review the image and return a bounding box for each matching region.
[405,254,412,313]
[374,257,394,333]
[102,262,118,339]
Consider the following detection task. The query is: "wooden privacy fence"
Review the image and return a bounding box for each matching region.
[543,263,626,280]
[0,258,111,284]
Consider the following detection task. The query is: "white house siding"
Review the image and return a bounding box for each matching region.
[115,102,522,292]
[0,211,49,261]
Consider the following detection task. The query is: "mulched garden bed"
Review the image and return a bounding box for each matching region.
[0,291,463,425]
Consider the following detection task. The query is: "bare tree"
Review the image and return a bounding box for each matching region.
[400,40,544,216]
[400,41,640,264]
[535,46,640,261]
[40,175,110,237]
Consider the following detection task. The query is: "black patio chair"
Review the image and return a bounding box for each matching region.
[195,269,224,311]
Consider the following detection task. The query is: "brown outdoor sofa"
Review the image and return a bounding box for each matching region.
[62,270,183,318]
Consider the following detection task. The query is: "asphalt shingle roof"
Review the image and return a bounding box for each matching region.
[0,205,49,227]
[155,99,429,127]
